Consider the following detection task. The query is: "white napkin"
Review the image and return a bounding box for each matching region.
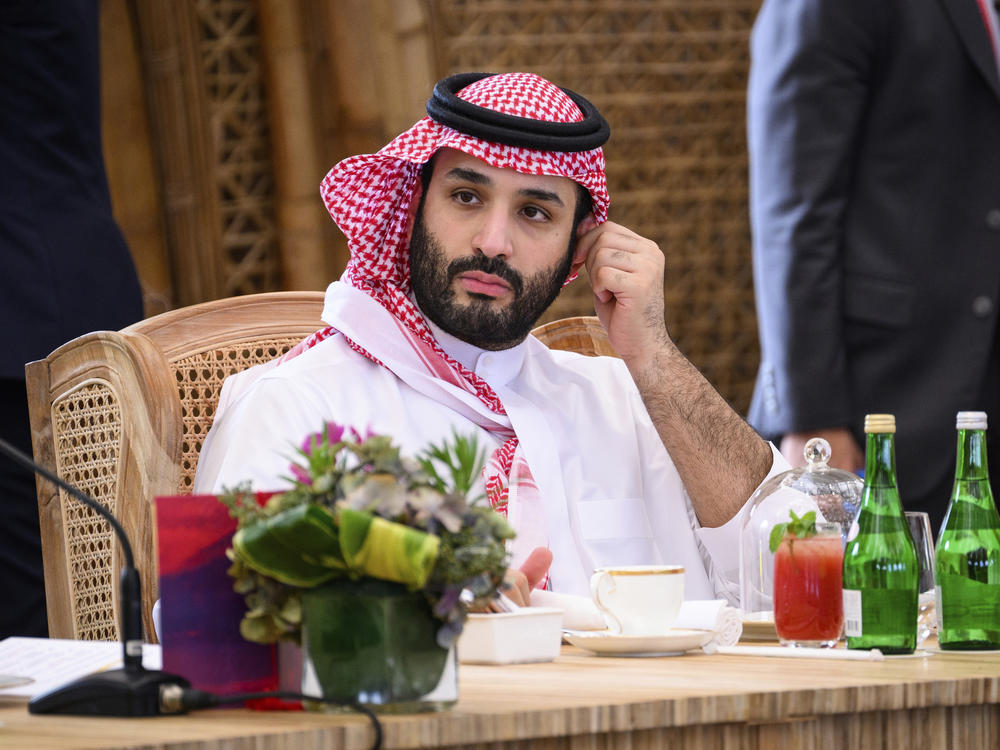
[530,590,606,629]
[672,599,742,646]
[531,590,742,646]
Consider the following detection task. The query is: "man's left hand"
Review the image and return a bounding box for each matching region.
[575,221,668,362]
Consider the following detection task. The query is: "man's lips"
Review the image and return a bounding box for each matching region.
[457,271,512,298]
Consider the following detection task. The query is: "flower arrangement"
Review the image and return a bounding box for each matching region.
[219,422,514,648]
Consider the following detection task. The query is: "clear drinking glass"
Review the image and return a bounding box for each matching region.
[905,511,936,646]
[773,522,845,648]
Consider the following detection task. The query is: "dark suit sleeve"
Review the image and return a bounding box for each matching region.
[746,0,884,437]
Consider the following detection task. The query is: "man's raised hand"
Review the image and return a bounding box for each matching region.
[574,221,668,363]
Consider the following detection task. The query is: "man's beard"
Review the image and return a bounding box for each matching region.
[408,212,573,351]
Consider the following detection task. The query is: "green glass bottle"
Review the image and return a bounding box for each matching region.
[935,411,1000,649]
[842,414,918,653]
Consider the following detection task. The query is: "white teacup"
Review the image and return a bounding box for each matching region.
[590,565,684,636]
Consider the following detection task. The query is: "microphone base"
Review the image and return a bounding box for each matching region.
[28,667,190,716]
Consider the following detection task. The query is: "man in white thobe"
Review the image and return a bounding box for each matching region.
[195,72,786,604]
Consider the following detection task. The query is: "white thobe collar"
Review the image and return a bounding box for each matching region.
[414,301,528,387]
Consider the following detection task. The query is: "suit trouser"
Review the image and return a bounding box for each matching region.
[0,377,48,638]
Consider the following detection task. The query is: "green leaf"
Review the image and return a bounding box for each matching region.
[240,612,282,644]
[789,510,818,538]
[279,595,302,625]
[338,508,440,589]
[417,429,487,500]
[233,504,345,587]
[768,509,819,553]
[768,523,788,554]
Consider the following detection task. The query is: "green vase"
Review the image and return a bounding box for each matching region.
[301,578,456,713]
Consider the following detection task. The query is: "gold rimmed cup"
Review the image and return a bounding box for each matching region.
[590,565,685,636]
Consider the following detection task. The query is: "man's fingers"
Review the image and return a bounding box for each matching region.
[519,546,554,590]
[584,230,663,293]
[484,552,552,612]
[500,570,531,606]
[582,228,641,276]
[590,264,632,300]
[578,221,637,265]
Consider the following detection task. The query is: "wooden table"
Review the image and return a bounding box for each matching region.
[2,643,999,749]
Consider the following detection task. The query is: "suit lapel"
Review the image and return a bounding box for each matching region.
[937,0,1000,100]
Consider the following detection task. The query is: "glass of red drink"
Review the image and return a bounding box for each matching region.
[773,522,844,647]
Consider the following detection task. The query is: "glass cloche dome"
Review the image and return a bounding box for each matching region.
[739,437,863,621]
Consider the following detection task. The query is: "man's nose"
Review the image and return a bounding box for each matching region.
[472,208,514,259]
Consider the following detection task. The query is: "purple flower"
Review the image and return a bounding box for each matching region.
[299,421,348,456]
[348,425,376,443]
[326,422,348,444]
[433,585,461,618]
[288,463,313,486]
[291,421,351,484]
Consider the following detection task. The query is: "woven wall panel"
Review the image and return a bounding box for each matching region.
[194,0,283,296]
[430,0,760,411]
[51,380,124,641]
[171,337,304,492]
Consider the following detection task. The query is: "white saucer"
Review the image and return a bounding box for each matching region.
[564,628,713,657]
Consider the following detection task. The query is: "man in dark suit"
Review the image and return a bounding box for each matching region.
[747,0,1000,533]
[0,0,144,637]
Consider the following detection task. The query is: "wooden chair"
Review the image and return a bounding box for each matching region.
[26,291,326,641]
[25,304,613,643]
[531,315,617,358]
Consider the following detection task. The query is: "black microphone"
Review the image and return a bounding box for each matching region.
[0,436,190,716]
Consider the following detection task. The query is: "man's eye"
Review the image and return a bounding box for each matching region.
[454,190,478,204]
[522,206,549,221]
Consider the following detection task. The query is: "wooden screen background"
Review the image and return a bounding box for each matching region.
[100,0,761,412]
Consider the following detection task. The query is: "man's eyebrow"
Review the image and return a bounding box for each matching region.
[444,167,566,207]
[445,167,490,185]
[519,188,564,207]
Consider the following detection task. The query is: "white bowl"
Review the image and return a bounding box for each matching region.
[457,606,564,664]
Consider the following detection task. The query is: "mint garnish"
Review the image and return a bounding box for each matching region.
[769,510,818,554]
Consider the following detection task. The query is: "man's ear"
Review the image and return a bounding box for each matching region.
[569,214,598,276]
[405,181,423,243]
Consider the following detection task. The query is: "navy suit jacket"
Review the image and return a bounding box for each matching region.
[747,0,1000,525]
[0,0,142,379]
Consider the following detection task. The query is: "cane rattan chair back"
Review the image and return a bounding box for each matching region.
[26,291,326,641]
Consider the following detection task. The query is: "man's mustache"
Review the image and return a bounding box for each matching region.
[447,255,524,297]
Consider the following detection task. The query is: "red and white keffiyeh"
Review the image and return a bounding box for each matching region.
[286,72,610,522]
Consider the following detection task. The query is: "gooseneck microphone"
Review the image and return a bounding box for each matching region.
[0,436,190,716]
